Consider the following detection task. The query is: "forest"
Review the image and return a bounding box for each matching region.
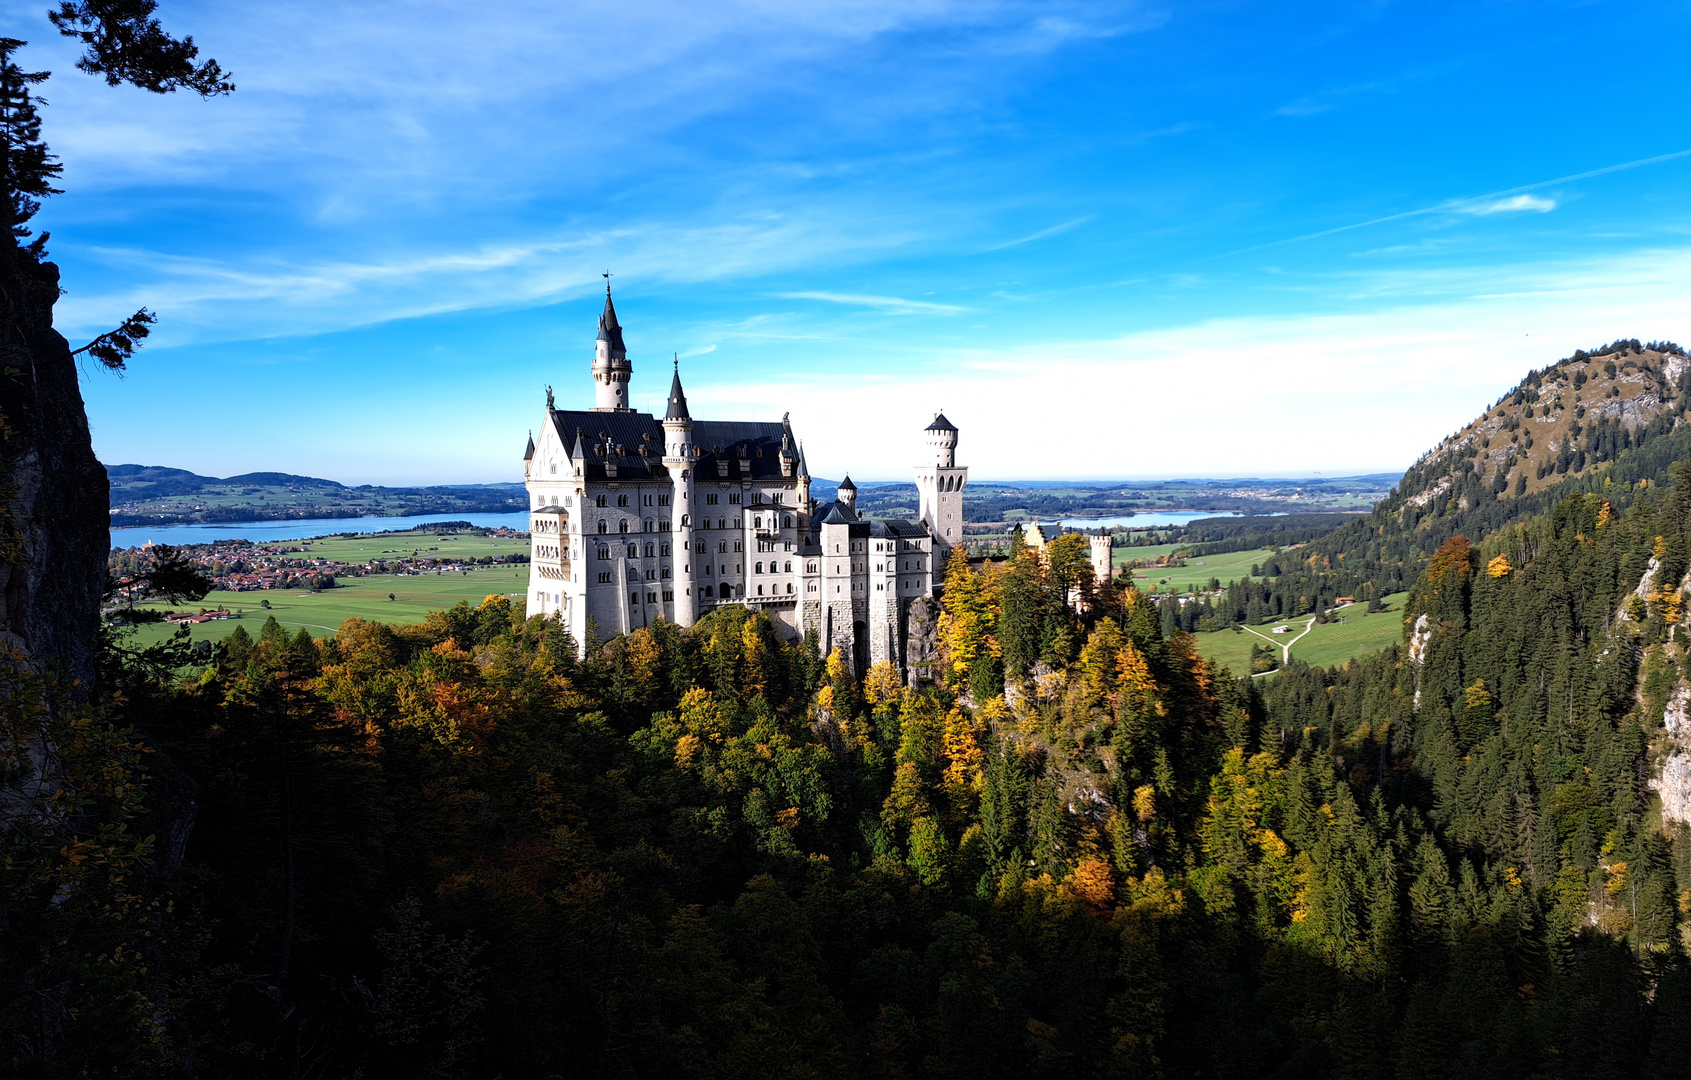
[11,479,1691,1078]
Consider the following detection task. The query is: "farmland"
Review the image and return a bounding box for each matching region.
[118,528,532,647]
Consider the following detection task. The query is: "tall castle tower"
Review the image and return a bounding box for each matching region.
[914,413,966,588]
[1089,534,1113,586]
[590,281,631,412]
[663,359,697,628]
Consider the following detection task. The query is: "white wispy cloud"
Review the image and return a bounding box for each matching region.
[777,291,971,314]
[985,216,1094,250]
[1461,194,1556,215]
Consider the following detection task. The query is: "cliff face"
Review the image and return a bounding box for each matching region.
[0,253,109,693]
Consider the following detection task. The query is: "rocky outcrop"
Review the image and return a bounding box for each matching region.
[1653,684,1691,827]
[905,595,940,685]
[0,251,109,694]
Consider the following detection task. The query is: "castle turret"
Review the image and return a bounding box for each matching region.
[591,281,632,412]
[915,412,967,588]
[1089,534,1113,586]
[836,474,858,516]
[663,360,697,628]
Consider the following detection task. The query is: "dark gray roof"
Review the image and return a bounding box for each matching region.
[837,474,857,491]
[665,364,691,421]
[820,503,855,525]
[523,432,535,461]
[807,500,931,544]
[596,288,626,355]
[925,412,957,432]
[546,409,794,483]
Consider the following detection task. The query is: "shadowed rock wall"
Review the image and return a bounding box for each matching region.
[0,254,108,694]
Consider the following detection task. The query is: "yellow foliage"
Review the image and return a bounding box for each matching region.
[1596,500,1613,528]
[775,806,801,831]
[674,733,702,769]
[1503,866,1522,891]
[1486,554,1513,578]
[1650,589,1684,625]
[1069,858,1115,909]
[1132,784,1156,823]
[863,660,903,707]
[1605,861,1628,898]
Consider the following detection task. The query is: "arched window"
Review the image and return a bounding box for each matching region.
[617,494,629,507]
[680,514,689,526]
[755,562,763,573]
[704,585,714,597]
[644,543,654,557]
[785,561,792,572]
[754,516,762,529]
[783,516,792,528]
[757,585,764,595]
[627,544,637,558]
[598,520,607,534]
[718,518,726,530]
[631,592,639,605]
[595,494,607,507]
[597,546,609,560]
[619,521,628,533]
[644,518,654,532]
[719,541,727,553]
[786,583,793,593]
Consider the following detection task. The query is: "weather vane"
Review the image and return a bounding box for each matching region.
[603,269,612,292]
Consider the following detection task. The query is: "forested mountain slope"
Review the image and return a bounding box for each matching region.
[1179,340,1691,628]
[13,501,1691,1076]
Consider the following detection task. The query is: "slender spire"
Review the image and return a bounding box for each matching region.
[665,354,691,421]
[523,430,535,461]
[596,276,626,355]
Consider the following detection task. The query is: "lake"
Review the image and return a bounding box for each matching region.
[1055,512,1261,530]
[111,511,533,549]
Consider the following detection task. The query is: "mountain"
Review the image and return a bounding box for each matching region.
[106,464,526,527]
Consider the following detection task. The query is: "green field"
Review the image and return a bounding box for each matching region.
[1118,545,1271,592]
[1190,593,1410,676]
[119,529,533,647]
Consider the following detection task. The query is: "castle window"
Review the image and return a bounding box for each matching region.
[661,543,670,556]
[644,494,653,506]
[644,543,654,557]
[696,542,706,553]
[619,521,628,534]
[597,547,609,560]
[680,515,689,526]
[733,541,742,552]
[660,520,669,532]
[645,569,655,580]
[706,494,718,505]
[755,562,763,573]
[618,494,629,507]
[754,517,762,529]
[783,516,792,528]
[663,590,673,600]
[718,541,727,553]
[627,544,638,558]
[752,492,764,504]
[596,494,607,507]
[705,585,714,597]
[598,521,607,534]
[729,493,741,504]
[648,592,657,603]
[807,562,816,573]
[598,572,611,583]
[631,592,640,605]
[773,493,783,505]
[662,567,670,578]
[644,518,654,532]
[786,583,793,593]
[785,562,792,572]
[659,494,669,506]
[757,585,764,595]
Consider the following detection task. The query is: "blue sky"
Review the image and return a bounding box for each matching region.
[11,0,1691,484]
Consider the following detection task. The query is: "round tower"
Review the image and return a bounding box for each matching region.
[591,280,632,412]
[663,359,697,627]
[926,412,958,466]
[837,474,858,515]
[1089,534,1113,585]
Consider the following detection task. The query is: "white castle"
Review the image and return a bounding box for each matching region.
[523,284,967,670]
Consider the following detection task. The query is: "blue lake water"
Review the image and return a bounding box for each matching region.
[1056,512,1257,530]
[111,511,533,549]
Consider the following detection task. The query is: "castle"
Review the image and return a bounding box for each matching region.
[523,284,967,672]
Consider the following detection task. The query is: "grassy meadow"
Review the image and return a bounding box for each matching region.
[1190,592,1410,675]
[119,529,532,647]
[1117,545,1269,592]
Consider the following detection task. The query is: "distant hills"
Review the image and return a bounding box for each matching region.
[107,464,527,528]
